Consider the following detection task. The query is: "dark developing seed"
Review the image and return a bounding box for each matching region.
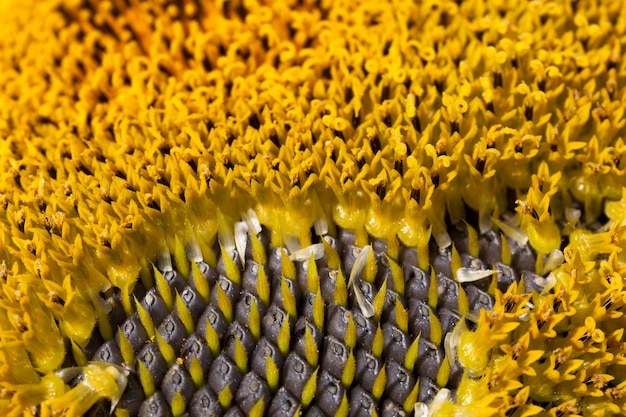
[92,340,123,365]
[158,314,188,353]
[197,305,228,341]
[268,387,300,417]
[189,386,223,417]
[355,349,382,393]
[139,392,172,417]
[137,343,169,387]
[293,318,323,361]
[236,372,271,414]
[382,323,409,364]
[321,335,349,381]
[117,372,144,416]
[181,333,213,376]
[385,359,416,406]
[282,352,314,399]
[209,355,243,398]
[315,371,344,416]
[117,314,149,354]
[262,304,292,348]
[161,362,196,406]
[179,286,206,323]
[250,337,284,379]
[349,385,377,417]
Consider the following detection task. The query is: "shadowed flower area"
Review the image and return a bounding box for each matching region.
[0,0,626,416]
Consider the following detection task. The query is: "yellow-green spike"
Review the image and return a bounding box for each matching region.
[197,235,217,267]
[372,277,388,323]
[334,270,348,307]
[116,409,130,417]
[451,244,462,282]
[140,264,154,294]
[403,378,421,414]
[218,385,233,408]
[175,291,195,336]
[92,293,113,341]
[281,277,297,320]
[345,313,357,350]
[137,361,156,397]
[363,248,378,284]
[70,340,87,366]
[372,323,384,357]
[205,318,221,357]
[302,368,318,407]
[216,284,233,323]
[307,254,320,293]
[336,391,350,417]
[458,284,469,315]
[117,327,135,365]
[437,354,451,387]
[191,261,210,304]
[322,238,341,270]
[387,255,405,296]
[156,332,176,367]
[372,363,387,400]
[120,282,134,318]
[313,289,325,330]
[266,354,280,391]
[135,296,156,338]
[428,267,438,310]
[278,316,291,356]
[341,349,356,387]
[220,244,241,286]
[405,334,420,372]
[488,271,498,297]
[429,308,443,345]
[501,232,511,265]
[234,334,248,373]
[171,391,186,417]
[395,296,409,334]
[189,356,204,389]
[249,397,265,417]
[463,220,480,258]
[249,297,261,340]
[154,265,174,311]
[304,325,319,367]
[281,250,296,280]
[257,265,270,307]
[173,236,190,279]
[250,231,267,265]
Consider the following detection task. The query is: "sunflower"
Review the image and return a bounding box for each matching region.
[0,0,625,416]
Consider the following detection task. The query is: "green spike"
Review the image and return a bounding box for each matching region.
[218,385,233,408]
[341,349,356,387]
[395,296,409,334]
[437,354,451,387]
[372,363,386,400]
[281,277,297,320]
[266,354,280,391]
[451,244,462,282]
[234,334,248,373]
[403,378,421,414]
[428,267,438,310]
[458,284,469,315]
[307,254,320,293]
[175,291,194,336]
[277,315,291,356]
[249,397,265,417]
[302,368,318,407]
[197,234,217,267]
[250,231,267,265]
[334,270,348,307]
[220,244,241,286]
[191,261,210,304]
[117,326,135,365]
[189,356,204,389]
[372,277,387,323]
[140,264,154,294]
[135,296,156,338]
[154,265,174,311]
[304,325,319,367]
[216,284,233,323]
[363,247,378,284]
[120,281,134,317]
[281,250,296,280]
[205,318,221,357]
[372,323,384,357]
[386,255,405,296]
[463,220,480,258]
[313,289,325,330]
[92,293,113,341]
[257,265,270,307]
[336,391,349,417]
[173,236,190,279]
[429,308,443,345]
[249,297,261,340]
[405,334,420,372]
[345,313,357,350]
[156,332,176,367]
[137,360,156,397]
[70,340,87,367]
[322,238,341,270]
[171,391,186,417]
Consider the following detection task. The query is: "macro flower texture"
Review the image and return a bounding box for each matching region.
[1,0,626,416]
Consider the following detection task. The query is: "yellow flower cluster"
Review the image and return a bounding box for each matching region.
[0,0,625,415]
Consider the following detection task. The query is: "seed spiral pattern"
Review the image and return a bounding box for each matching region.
[0,0,625,416]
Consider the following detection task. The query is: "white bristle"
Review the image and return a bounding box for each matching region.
[456,267,495,283]
[186,240,203,263]
[242,208,262,235]
[542,249,564,274]
[348,245,371,288]
[289,243,325,262]
[354,283,375,318]
[157,247,173,272]
[492,216,529,246]
[234,221,248,267]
